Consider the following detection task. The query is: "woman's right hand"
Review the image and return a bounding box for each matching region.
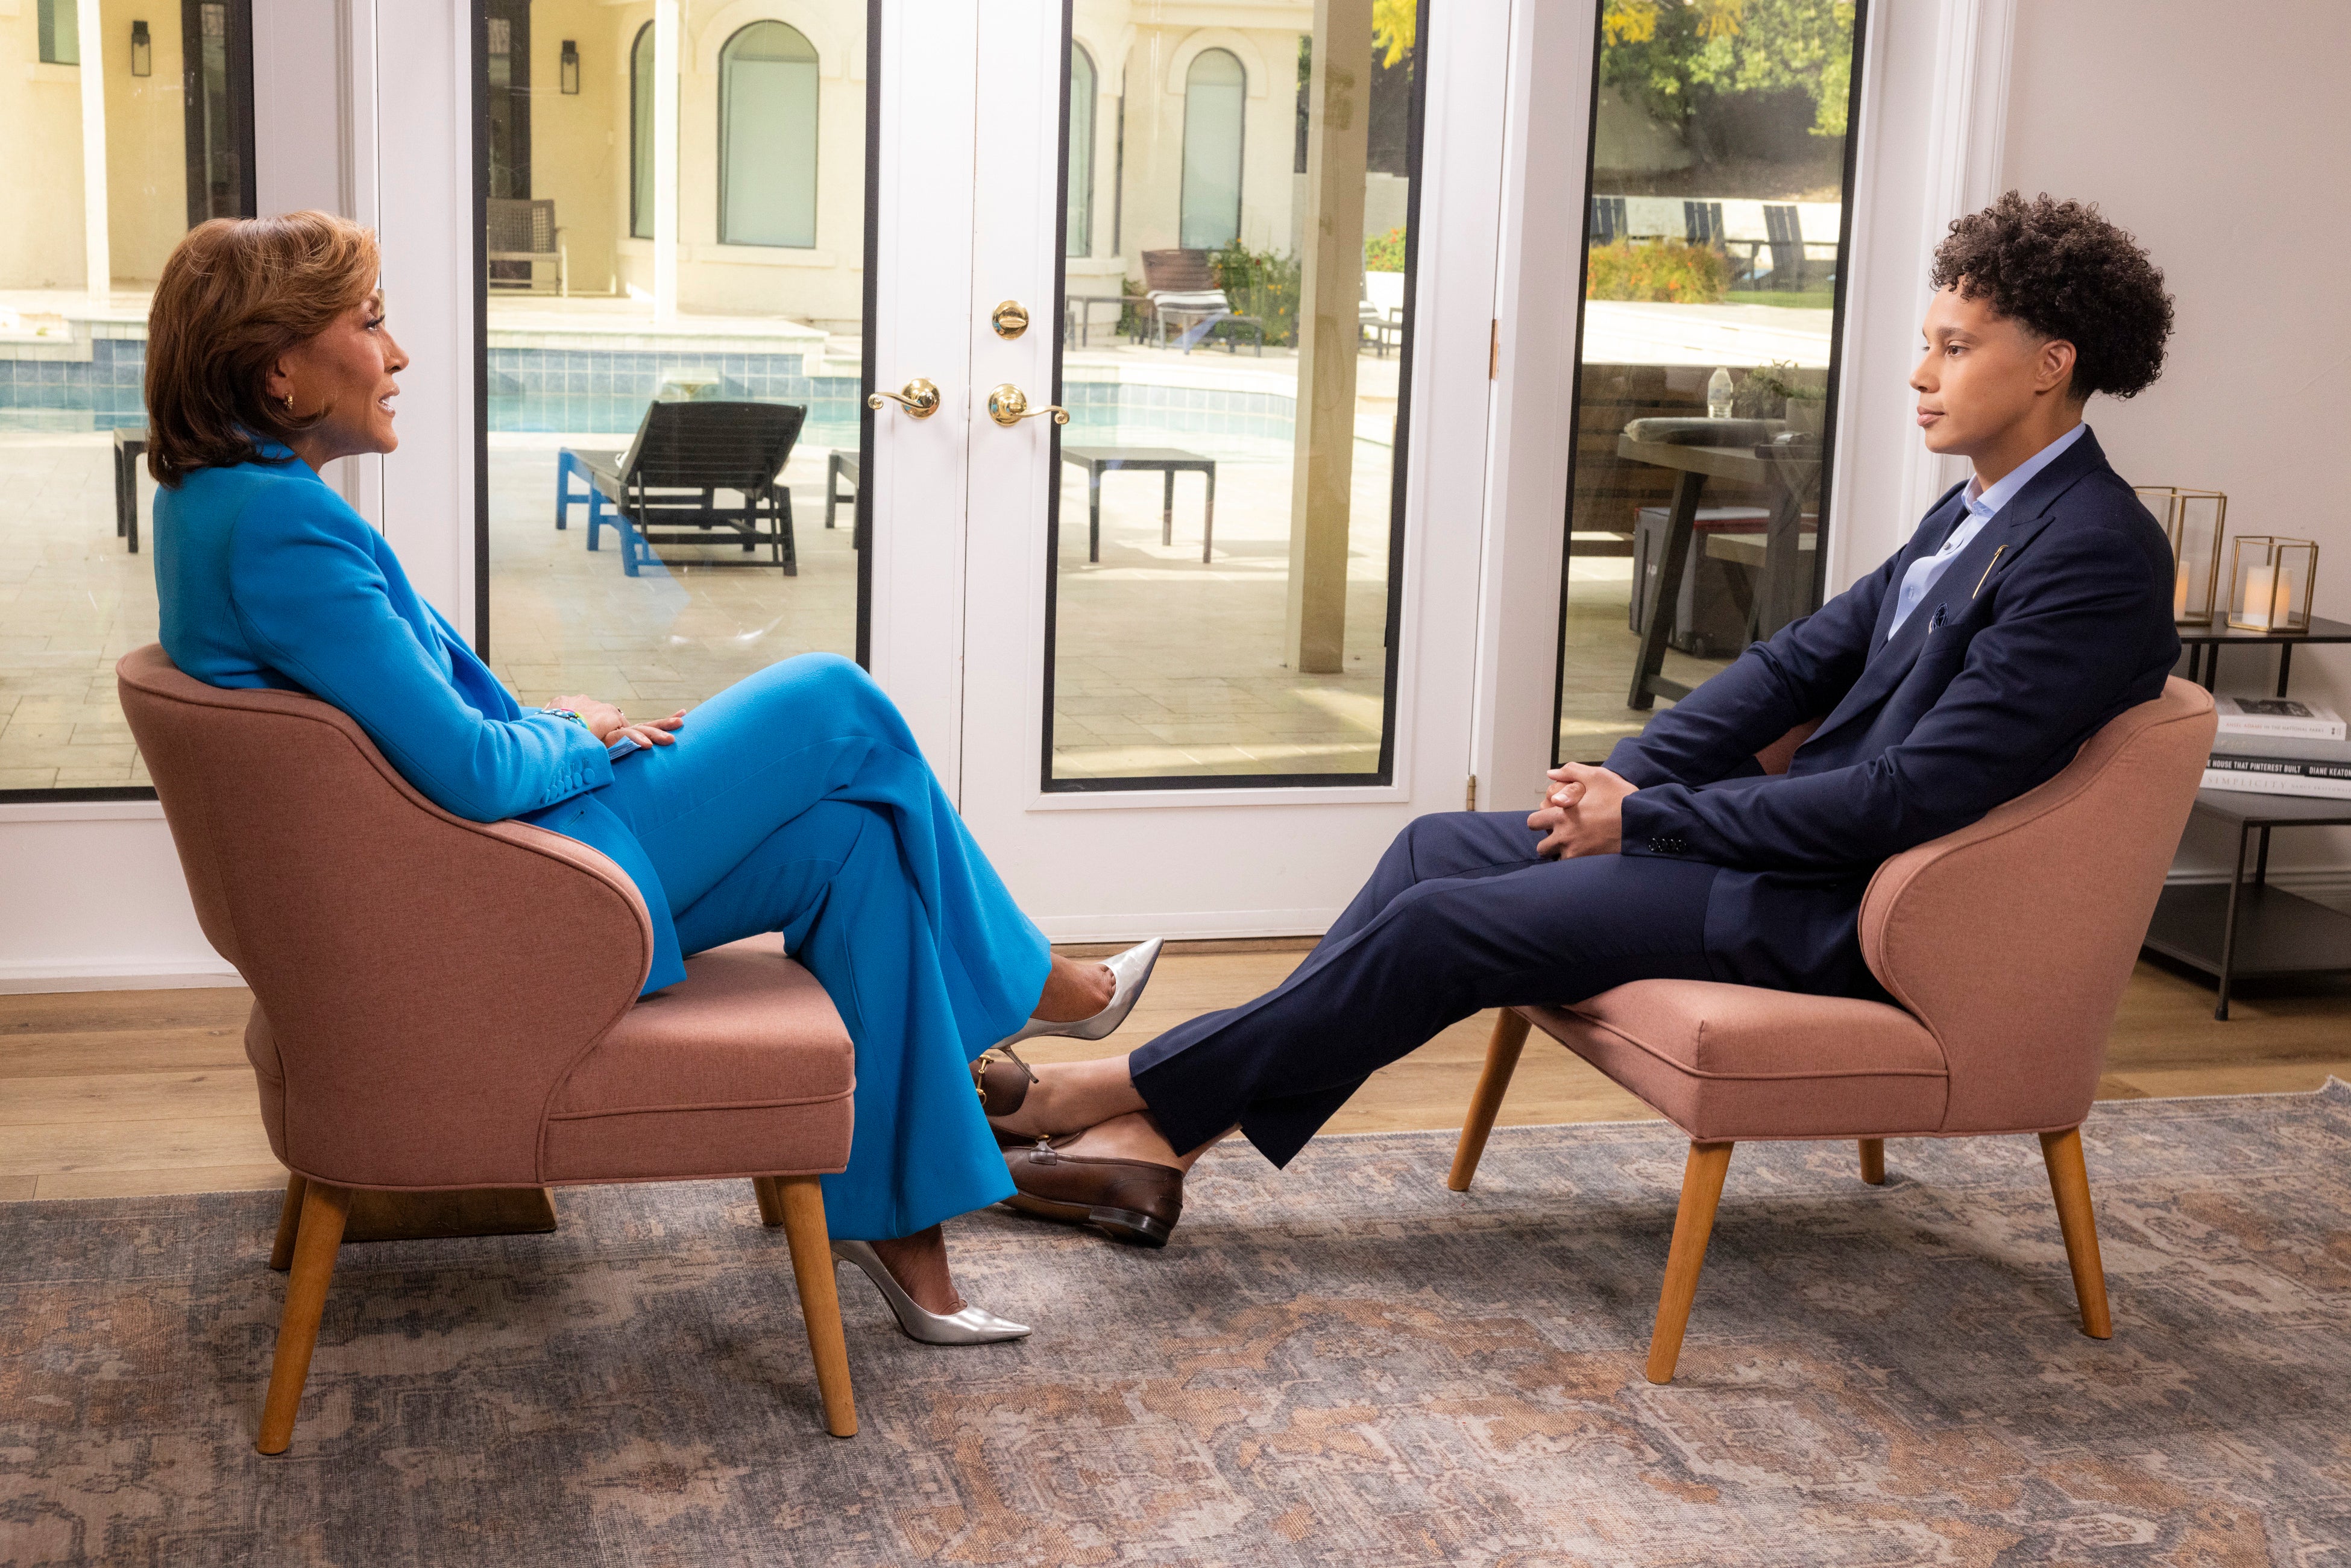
[550,694,629,740]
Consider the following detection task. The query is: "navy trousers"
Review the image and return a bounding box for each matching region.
[1130,812,1724,1166]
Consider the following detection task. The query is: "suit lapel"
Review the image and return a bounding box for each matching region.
[1865,482,1969,650]
[1804,431,2112,754]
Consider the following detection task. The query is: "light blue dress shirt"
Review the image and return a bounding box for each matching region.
[1886,422,2087,639]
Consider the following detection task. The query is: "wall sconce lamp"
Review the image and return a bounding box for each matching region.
[130,20,152,77]
[560,39,580,95]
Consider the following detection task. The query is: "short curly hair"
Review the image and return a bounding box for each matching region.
[1930,192,2173,401]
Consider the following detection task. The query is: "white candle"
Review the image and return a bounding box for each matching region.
[2241,564,2277,629]
[2174,564,2191,619]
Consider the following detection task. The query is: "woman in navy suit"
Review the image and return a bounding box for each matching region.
[145,212,1159,1344]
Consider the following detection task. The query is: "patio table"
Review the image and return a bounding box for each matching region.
[1061,446,1217,564]
[112,426,147,553]
[1617,429,1819,708]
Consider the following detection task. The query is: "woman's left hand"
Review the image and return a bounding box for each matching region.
[611,709,687,749]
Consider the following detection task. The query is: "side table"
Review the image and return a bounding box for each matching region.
[2144,790,2351,1019]
[2177,613,2351,697]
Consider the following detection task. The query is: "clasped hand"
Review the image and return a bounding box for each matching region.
[550,694,687,750]
[1526,761,1637,860]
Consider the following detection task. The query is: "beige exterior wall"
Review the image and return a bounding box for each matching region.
[99,0,190,284]
[547,0,1315,323]
[2,4,97,289]
[0,1,1336,312]
[1,0,196,290]
[588,1,870,326]
[521,0,623,295]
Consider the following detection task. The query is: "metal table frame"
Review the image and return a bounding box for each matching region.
[2176,614,2351,698]
[2144,789,2351,1019]
[112,426,147,554]
[1060,447,1216,564]
[1618,432,1820,708]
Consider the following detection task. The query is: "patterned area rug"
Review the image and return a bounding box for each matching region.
[7,1085,2351,1567]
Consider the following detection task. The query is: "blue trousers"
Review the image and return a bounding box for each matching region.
[593,654,1051,1241]
[1130,811,1724,1167]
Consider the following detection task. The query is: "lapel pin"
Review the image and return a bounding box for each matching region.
[1971,544,2007,599]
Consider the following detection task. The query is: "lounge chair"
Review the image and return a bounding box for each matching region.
[1136,248,1264,355]
[556,400,806,578]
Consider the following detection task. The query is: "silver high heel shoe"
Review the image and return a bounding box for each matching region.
[831,1240,1032,1346]
[991,937,1165,1051]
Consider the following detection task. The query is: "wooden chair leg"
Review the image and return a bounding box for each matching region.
[1858,1138,1886,1186]
[269,1174,307,1271]
[752,1175,785,1227]
[774,1176,858,1438]
[2039,1127,2113,1340]
[1646,1141,1735,1385]
[257,1181,351,1455]
[1449,1010,1532,1192]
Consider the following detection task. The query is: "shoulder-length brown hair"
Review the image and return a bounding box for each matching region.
[144,212,382,487]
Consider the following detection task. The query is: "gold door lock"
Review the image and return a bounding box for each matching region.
[986,383,1069,427]
[866,377,941,418]
[990,300,1031,339]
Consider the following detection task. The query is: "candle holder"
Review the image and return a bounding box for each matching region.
[2225,536,2318,634]
[2136,485,2227,625]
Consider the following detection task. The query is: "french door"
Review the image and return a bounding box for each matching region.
[877,2,1511,941]
[370,1,1508,949]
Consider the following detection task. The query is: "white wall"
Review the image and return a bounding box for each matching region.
[2000,0,2351,882]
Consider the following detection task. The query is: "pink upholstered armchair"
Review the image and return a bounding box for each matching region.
[1451,678,2216,1382]
[116,646,861,1452]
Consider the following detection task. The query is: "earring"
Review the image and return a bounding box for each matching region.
[283,392,296,415]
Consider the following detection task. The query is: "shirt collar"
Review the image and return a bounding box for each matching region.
[1962,421,2088,522]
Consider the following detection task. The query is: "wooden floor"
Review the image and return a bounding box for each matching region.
[4,945,2348,1202]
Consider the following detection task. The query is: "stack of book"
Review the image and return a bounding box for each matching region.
[2203,697,2351,799]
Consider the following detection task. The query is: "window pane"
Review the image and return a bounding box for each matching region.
[1179,49,1245,252]
[1553,1,1865,761]
[39,0,80,66]
[1067,46,1096,259]
[482,2,870,735]
[720,23,819,248]
[0,1,253,795]
[1044,8,1423,787]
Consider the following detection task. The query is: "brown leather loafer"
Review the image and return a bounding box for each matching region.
[1002,1141,1183,1247]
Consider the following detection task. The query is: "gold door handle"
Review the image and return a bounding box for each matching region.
[986,383,1069,427]
[866,377,941,418]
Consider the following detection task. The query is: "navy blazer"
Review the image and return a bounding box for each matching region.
[1605,427,2180,997]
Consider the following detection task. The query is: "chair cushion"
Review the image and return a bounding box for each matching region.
[542,938,855,1183]
[1524,980,1948,1143]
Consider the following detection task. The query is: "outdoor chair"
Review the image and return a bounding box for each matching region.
[485,197,567,295]
[116,645,862,1454]
[1763,204,1808,291]
[1449,679,2216,1384]
[1359,271,1406,357]
[1137,248,1264,356]
[556,400,807,578]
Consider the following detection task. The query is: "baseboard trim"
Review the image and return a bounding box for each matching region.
[0,961,243,995]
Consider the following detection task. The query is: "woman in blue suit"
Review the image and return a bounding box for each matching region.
[144,212,1158,1344]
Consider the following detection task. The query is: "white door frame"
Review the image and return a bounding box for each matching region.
[945,0,1512,942]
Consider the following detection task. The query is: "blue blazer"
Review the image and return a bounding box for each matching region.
[1607,427,2180,996]
[153,453,687,993]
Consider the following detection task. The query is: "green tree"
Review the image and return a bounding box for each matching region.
[1600,0,1857,140]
